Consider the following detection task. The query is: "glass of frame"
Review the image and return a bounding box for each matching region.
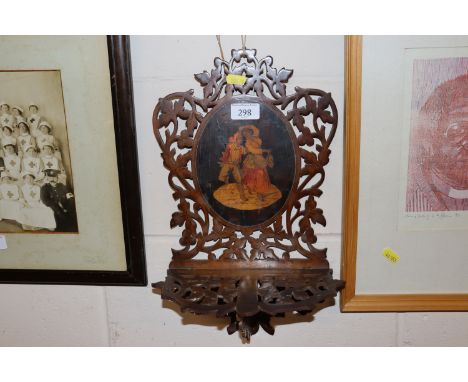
[341,35,468,311]
[0,36,146,285]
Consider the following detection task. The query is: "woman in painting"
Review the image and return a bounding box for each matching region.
[240,125,273,201]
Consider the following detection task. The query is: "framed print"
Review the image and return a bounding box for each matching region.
[341,36,468,311]
[0,36,147,285]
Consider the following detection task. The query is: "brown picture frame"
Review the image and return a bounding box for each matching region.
[341,35,468,311]
[0,36,147,286]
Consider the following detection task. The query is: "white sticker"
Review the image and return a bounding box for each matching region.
[231,103,260,120]
[0,235,7,250]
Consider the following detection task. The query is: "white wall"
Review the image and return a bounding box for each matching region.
[0,35,467,346]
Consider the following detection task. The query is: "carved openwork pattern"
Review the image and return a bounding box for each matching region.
[153,48,338,264]
[154,269,342,339]
[155,270,340,315]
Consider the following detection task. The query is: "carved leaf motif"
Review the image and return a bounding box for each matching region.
[292,112,305,129]
[300,149,318,164]
[305,95,317,113]
[159,99,175,126]
[317,144,331,166]
[177,130,193,149]
[302,228,317,244]
[186,113,198,137]
[177,167,192,180]
[195,58,225,99]
[170,212,185,228]
[319,110,334,124]
[277,68,293,83]
[180,227,197,246]
[297,128,314,146]
[230,63,247,76]
[220,237,248,261]
[318,92,331,110]
[194,71,211,86]
[174,98,187,118]
[317,93,336,124]
[309,208,326,226]
[301,163,322,177]
[252,246,277,261]
[175,152,191,168]
[298,217,309,234]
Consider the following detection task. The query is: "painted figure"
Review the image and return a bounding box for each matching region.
[240,125,273,201]
[213,124,281,210]
[218,132,246,200]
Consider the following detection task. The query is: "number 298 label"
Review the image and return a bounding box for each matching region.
[231,103,260,120]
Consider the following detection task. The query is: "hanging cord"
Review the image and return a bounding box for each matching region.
[241,35,247,50]
[216,35,225,61]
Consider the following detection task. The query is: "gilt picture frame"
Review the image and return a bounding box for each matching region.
[341,35,468,311]
[0,36,147,285]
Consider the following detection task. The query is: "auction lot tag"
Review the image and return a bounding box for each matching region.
[382,247,400,263]
[226,74,247,85]
[0,235,7,250]
[231,103,260,120]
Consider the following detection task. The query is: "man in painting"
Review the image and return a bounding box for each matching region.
[40,169,77,232]
[240,125,273,202]
[218,131,247,201]
[407,73,468,211]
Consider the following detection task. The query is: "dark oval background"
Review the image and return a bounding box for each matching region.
[195,98,296,227]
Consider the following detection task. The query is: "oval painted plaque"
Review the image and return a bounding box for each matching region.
[194,97,297,227]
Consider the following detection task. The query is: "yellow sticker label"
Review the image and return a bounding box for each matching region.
[382,247,400,263]
[226,74,247,85]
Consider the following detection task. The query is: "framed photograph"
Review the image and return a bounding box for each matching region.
[0,36,147,285]
[341,36,468,311]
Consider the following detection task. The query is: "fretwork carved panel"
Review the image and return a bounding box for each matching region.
[152,47,343,341]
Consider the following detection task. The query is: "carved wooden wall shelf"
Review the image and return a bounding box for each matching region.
[152,47,343,341]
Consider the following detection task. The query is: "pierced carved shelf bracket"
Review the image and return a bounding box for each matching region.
[152,47,343,342]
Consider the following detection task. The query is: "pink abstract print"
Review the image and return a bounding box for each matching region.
[406,57,468,212]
